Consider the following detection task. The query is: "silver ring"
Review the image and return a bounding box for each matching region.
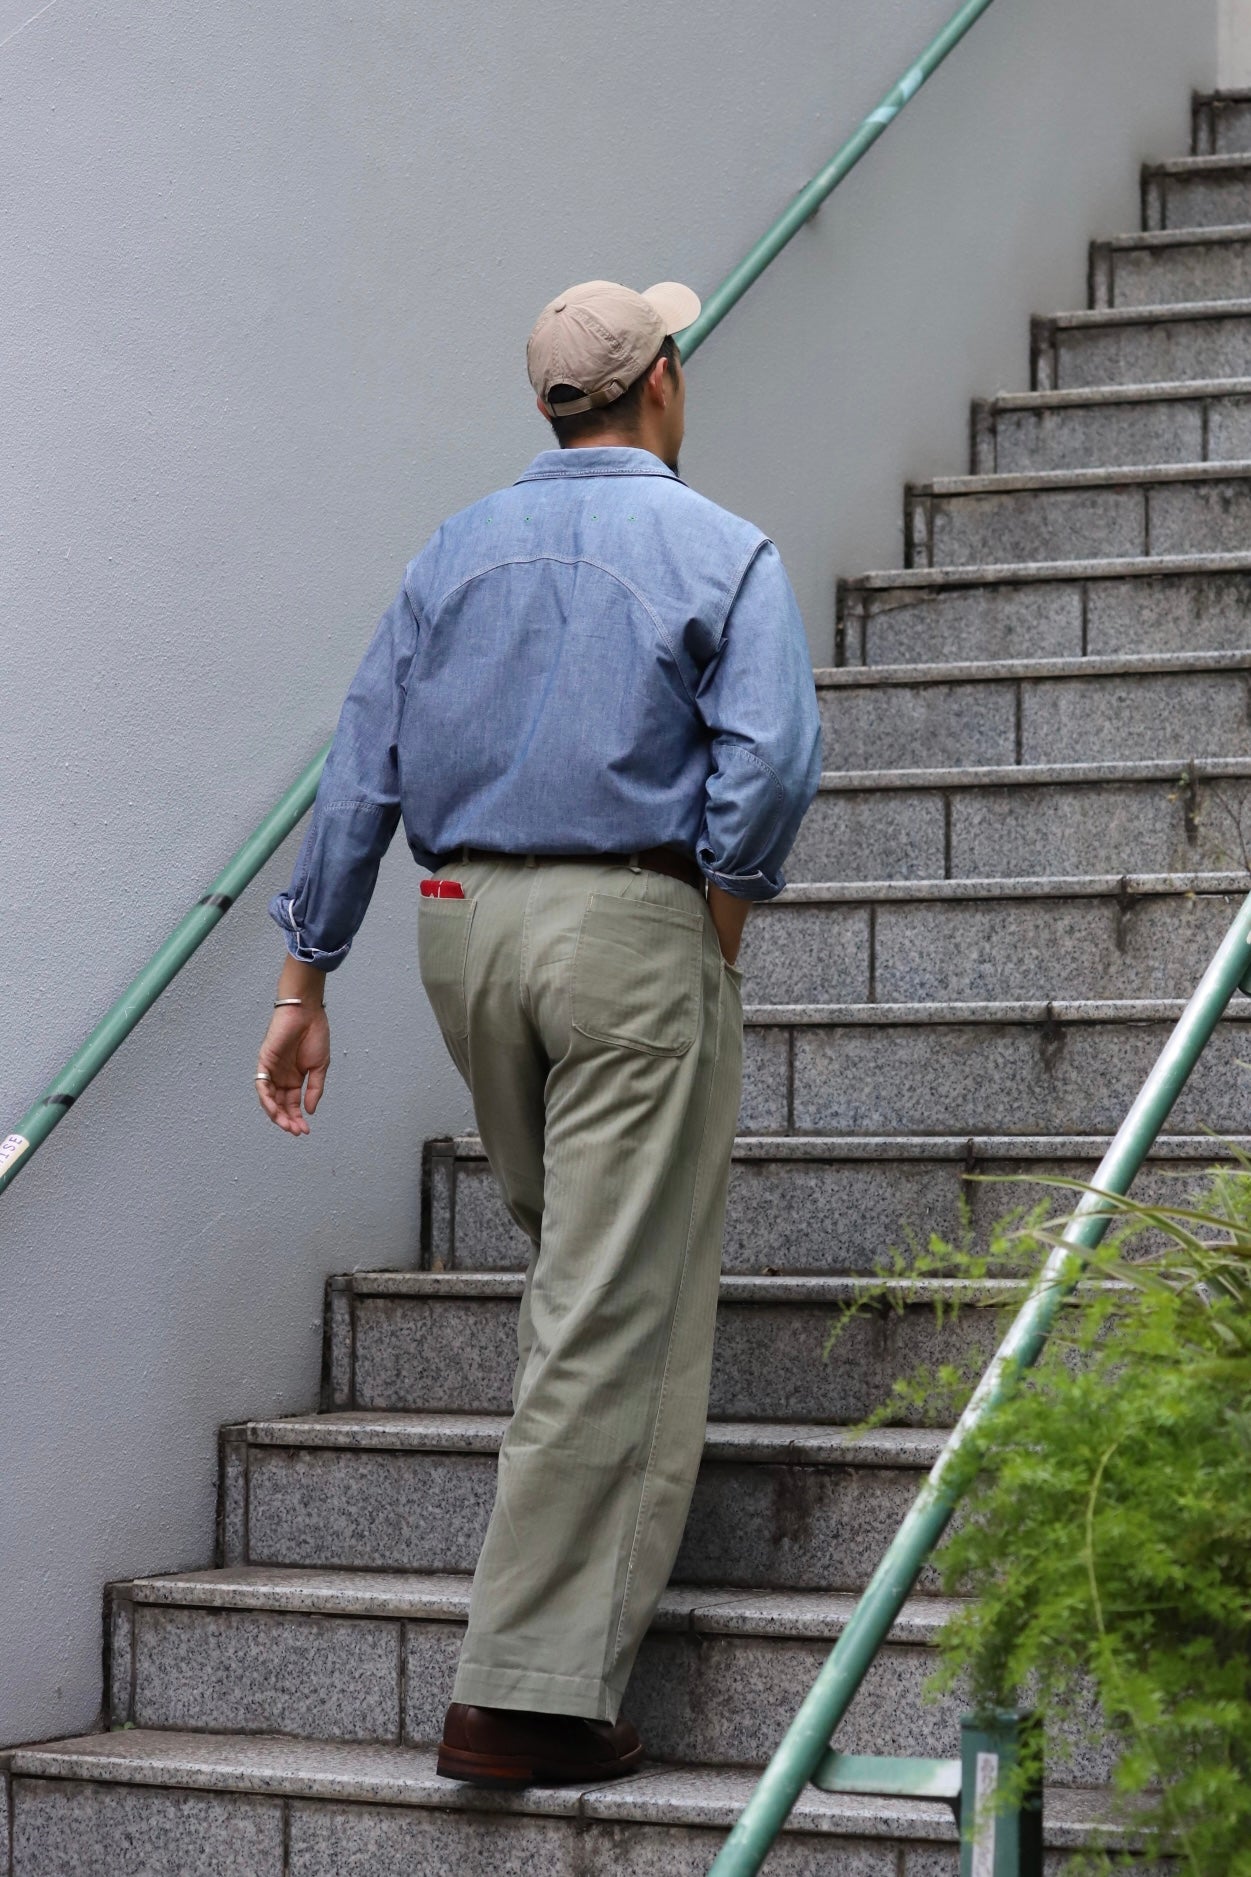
[255,1072,272,1082]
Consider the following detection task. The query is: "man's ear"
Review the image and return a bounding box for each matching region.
[536,395,552,418]
[644,354,673,405]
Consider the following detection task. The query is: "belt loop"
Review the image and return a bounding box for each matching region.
[524,853,539,868]
[626,851,642,873]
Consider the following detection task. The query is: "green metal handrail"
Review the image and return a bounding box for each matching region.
[707,890,1251,1875]
[677,0,998,363]
[0,750,328,1197]
[0,0,999,1200]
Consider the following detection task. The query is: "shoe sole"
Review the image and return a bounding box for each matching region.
[435,1740,646,1789]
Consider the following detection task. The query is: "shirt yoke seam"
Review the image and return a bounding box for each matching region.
[427,554,701,708]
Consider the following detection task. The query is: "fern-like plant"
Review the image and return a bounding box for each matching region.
[849,1163,1251,1875]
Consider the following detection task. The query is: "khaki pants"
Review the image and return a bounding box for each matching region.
[417,854,744,1721]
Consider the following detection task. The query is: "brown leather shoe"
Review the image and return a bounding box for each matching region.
[436,1701,645,1787]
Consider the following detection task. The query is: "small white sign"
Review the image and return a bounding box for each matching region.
[970,1750,999,1877]
[0,1133,31,1176]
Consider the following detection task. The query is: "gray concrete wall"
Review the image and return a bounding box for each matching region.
[1,0,1214,1747]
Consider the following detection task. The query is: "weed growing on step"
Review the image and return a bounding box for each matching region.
[834,1164,1251,1874]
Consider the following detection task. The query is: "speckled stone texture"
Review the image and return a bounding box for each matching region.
[1022,670,1251,764]
[986,397,1204,475]
[922,483,1145,569]
[349,1290,1004,1424]
[11,1778,285,1875]
[675,1458,933,1592]
[788,789,946,883]
[286,1804,900,1877]
[737,903,869,1005]
[1149,163,1251,230]
[819,680,1017,771]
[1050,309,1251,390]
[1152,474,1251,557]
[820,669,1251,775]
[739,1026,789,1130]
[1203,97,1251,154]
[436,1139,1235,1274]
[874,889,1239,1005]
[791,1014,1251,1136]
[1100,232,1251,309]
[793,772,1251,886]
[217,1432,247,1566]
[1087,567,1251,656]
[948,773,1251,880]
[132,1603,402,1741]
[844,566,1251,670]
[242,1439,933,1590]
[247,1446,500,1572]
[844,579,1085,668]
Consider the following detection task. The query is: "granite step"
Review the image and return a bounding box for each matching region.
[739,997,1251,1136]
[790,758,1251,883]
[1143,154,1251,230]
[1,1731,1142,1876]
[425,1131,1250,1274]
[814,650,1251,771]
[1194,88,1251,158]
[907,460,1251,569]
[219,1413,950,1592]
[325,1270,1017,1425]
[971,381,1251,473]
[104,1568,1115,1787]
[1090,224,1251,310]
[836,553,1251,668]
[1032,301,1251,390]
[104,1570,969,1771]
[742,874,1243,1007]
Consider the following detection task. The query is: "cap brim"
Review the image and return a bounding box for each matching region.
[642,280,701,337]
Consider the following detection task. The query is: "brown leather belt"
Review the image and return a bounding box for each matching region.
[457,845,704,895]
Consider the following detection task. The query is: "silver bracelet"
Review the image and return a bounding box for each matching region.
[274,997,313,1008]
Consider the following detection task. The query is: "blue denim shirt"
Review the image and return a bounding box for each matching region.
[270,446,822,969]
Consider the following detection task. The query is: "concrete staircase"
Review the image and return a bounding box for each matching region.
[7,88,1251,1876]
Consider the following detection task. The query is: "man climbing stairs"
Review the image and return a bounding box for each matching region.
[7,82,1251,1874]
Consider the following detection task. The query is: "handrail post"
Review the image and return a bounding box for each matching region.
[707,888,1251,1874]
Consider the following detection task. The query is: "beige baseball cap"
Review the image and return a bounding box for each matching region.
[527,279,701,417]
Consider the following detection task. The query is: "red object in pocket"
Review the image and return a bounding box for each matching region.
[421,879,465,899]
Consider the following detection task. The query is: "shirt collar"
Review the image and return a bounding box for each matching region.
[516,446,681,484]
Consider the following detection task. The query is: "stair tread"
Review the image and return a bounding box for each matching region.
[1041,294,1251,329]
[1146,152,1251,178]
[815,647,1251,686]
[448,1130,1251,1161]
[119,1566,967,1642]
[341,1269,1046,1304]
[1098,222,1251,251]
[4,1730,1143,1848]
[820,752,1251,789]
[231,1411,950,1468]
[778,871,1251,903]
[916,455,1251,496]
[843,547,1251,588]
[743,996,1251,1025]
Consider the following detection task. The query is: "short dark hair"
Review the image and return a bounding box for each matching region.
[546,335,680,447]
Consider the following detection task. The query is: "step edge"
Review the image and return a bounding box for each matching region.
[814,647,1251,686]
[842,549,1251,590]
[7,1731,1137,1846]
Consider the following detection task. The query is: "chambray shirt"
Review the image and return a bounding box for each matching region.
[269,446,822,970]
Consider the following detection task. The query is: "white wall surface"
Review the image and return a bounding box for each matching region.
[1,0,1215,1747]
[1221,0,1251,83]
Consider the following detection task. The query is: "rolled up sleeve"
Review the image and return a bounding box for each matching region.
[268,580,418,969]
[694,542,822,901]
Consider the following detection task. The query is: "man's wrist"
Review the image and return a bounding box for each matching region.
[276,958,328,1009]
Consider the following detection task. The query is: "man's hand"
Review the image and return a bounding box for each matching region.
[256,959,330,1136]
[707,882,750,966]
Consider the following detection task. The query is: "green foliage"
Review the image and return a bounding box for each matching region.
[862,1165,1251,1874]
